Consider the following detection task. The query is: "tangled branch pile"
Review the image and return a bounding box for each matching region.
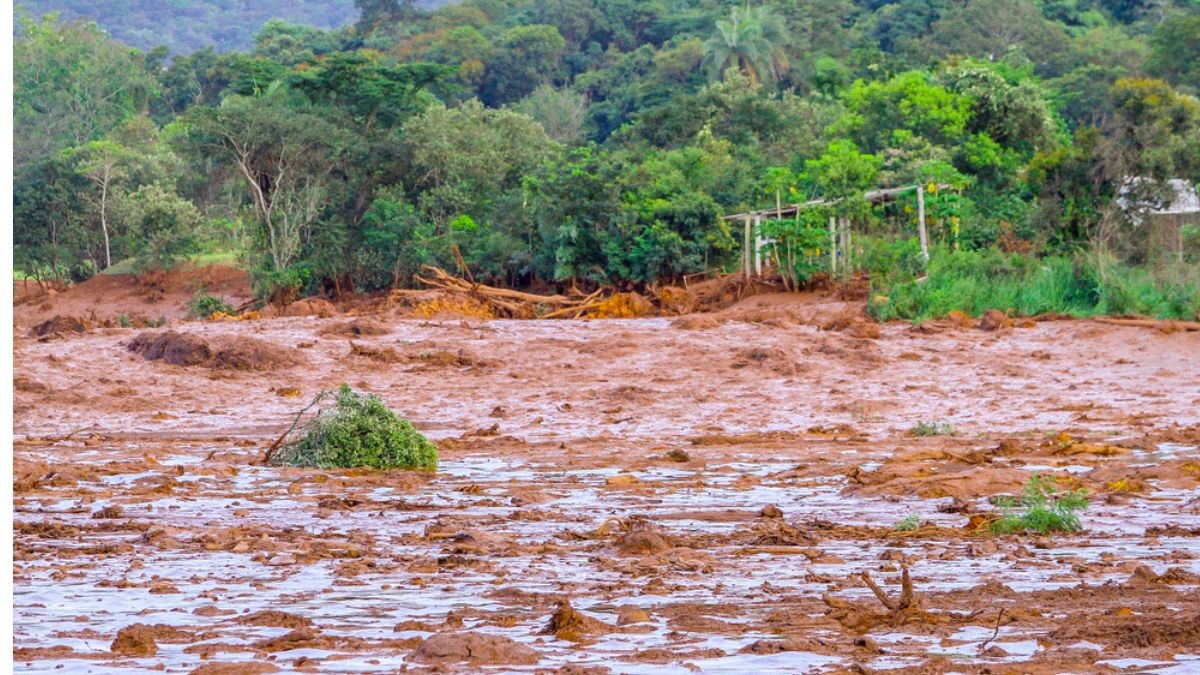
[265,386,437,471]
[397,266,605,319]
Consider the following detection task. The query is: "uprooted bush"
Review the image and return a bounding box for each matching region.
[266,386,437,471]
[188,293,235,319]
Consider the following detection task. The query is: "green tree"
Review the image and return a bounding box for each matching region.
[702,6,790,85]
[14,13,158,168]
[480,24,567,106]
[1146,13,1200,94]
[65,140,129,269]
[176,90,352,271]
[511,85,590,144]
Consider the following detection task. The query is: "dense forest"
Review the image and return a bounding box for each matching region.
[13,0,1200,318]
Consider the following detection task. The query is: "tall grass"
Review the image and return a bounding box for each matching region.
[868,247,1200,322]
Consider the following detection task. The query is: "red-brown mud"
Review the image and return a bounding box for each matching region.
[12,281,1200,673]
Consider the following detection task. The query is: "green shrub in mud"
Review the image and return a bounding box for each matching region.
[267,385,437,471]
[991,474,1088,534]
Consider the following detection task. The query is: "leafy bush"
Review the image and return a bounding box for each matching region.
[268,386,437,471]
[991,474,1089,534]
[910,420,956,436]
[894,514,921,531]
[188,293,234,318]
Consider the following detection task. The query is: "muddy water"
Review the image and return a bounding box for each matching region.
[13,314,1200,672]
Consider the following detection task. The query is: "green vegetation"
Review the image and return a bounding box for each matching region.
[909,420,956,437]
[894,514,921,531]
[13,2,1200,316]
[870,249,1200,322]
[991,474,1090,534]
[187,293,234,319]
[268,386,438,471]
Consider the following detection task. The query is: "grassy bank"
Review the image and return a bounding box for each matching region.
[868,248,1200,323]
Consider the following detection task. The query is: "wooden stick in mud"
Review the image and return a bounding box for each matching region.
[861,570,897,610]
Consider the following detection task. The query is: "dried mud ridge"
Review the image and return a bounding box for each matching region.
[12,306,1200,673]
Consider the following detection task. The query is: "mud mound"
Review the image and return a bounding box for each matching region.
[128,331,301,371]
[731,347,805,376]
[111,623,157,656]
[1051,611,1200,649]
[543,600,618,642]
[672,315,723,330]
[348,342,403,363]
[14,264,252,329]
[820,308,881,339]
[321,318,390,337]
[189,664,280,675]
[283,298,337,318]
[235,610,312,630]
[409,632,539,665]
[30,315,91,338]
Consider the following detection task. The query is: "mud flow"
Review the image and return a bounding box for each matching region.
[12,290,1200,673]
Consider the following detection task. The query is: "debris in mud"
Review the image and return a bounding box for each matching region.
[91,505,123,519]
[979,309,1015,331]
[321,318,390,337]
[348,341,403,363]
[111,623,158,656]
[587,291,655,318]
[265,385,437,471]
[759,504,784,519]
[543,599,618,642]
[823,563,950,633]
[128,330,301,371]
[409,632,540,665]
[30,314,92,338]
[406,348,493,370]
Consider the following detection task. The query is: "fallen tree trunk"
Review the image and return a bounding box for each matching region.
[1092,317,1200,332]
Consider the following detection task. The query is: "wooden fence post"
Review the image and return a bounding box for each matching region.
[917,184,930,263]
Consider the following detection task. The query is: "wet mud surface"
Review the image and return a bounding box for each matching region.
[13,304,1200,673]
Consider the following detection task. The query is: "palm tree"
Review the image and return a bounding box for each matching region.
[702,5,790,85]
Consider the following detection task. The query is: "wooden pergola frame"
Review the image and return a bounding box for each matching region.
[723,183,952,277]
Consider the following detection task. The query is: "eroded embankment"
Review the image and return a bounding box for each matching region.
[13,310,1200,673]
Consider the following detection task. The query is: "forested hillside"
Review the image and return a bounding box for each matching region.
[14,0,1200,318]
[14,1,357,53]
